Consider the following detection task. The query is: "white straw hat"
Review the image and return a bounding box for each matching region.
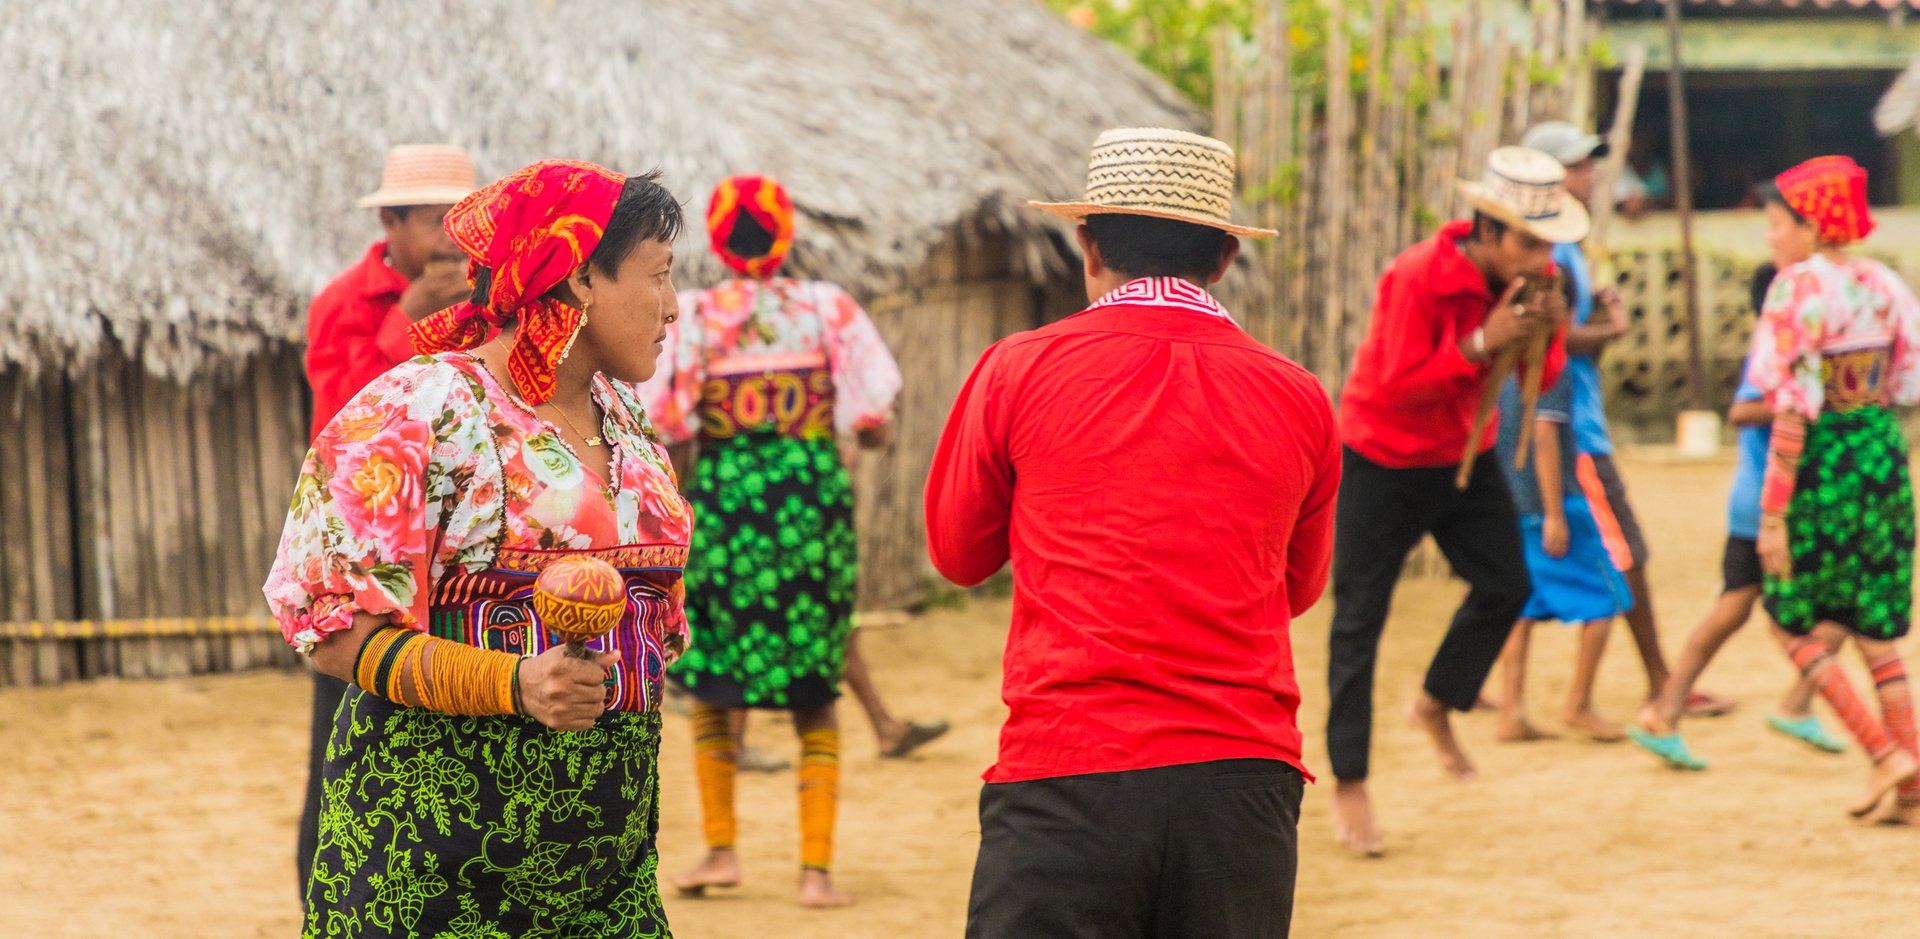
[356,144,479,208]
[1456,146,1590,244]
[1030,127,1276,238]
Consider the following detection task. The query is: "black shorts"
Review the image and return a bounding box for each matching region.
[1722,536,1763,594]
[1581,453,1649,569]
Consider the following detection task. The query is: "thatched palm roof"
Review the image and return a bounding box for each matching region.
[1,0,1200,380]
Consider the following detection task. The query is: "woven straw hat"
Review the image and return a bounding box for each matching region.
[356,144,479,208]
[1030,127,1276,238]
[1456,146,1590,244]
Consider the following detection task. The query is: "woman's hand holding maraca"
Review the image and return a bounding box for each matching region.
[518,646,621,731]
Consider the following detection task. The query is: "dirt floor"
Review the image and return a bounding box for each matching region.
[5,449,1920,938]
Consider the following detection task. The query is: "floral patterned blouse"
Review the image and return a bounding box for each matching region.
[640,278,902,444]
[263,353,695,713]
[1749,254,1920,419]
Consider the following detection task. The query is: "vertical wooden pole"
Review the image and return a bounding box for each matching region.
[1663,0,1706,409]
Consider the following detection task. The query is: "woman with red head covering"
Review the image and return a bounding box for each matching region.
[641,175,903,907]
[1746,155,1920,823]
[264,160,692,936]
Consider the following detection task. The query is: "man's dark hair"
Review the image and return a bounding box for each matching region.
[1755,181,1807,225]
[1749,261,1779,318]
[1469,211,1510,243]
[382,205,416,222]
[589,169,683,279]
[1084,213,1232,281]
[726,211,778,260]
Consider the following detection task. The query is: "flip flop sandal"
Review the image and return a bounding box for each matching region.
[1683,691,1737,718]
[1627,726,1708,771]
[1766,714,1846,755]
[881,719,951,759]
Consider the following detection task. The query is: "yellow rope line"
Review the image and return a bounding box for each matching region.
[0,617,280,641]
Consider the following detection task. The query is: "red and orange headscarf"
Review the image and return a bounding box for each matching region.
[409,159,627,404]
[1775,155,1876,247]
[707,175,795,278]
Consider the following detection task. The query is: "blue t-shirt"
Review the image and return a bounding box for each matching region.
[1727,360,1770,539]
[1496,373,1578,518]
[1554,242,1614,456]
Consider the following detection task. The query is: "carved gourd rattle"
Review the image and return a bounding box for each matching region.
[530,556,626,659]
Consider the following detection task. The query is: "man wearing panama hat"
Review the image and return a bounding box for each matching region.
[926,127,1340,937]
[1326,146,1578,857]
[295,143,476,899]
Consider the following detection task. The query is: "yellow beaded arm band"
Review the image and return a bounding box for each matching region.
[352,626,521,716]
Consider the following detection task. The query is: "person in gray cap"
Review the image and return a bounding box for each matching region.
[1517,121,1735,720]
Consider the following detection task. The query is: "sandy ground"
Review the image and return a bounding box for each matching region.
[5,449,1920,938]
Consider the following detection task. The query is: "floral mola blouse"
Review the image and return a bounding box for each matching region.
[640,277,902,444]
[263,353,695,713]
[1749,254,1920,419]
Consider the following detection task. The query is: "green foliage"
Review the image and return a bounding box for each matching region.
[1045,0,1251,107]
[1046,0,1445,119]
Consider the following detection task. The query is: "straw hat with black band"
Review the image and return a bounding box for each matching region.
[1030,127,1276,238]
[1457,146,1590,245]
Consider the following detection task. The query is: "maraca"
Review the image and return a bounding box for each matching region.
[531,556,626,659]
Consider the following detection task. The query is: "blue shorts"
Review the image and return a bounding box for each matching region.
[1519,496,1633,624]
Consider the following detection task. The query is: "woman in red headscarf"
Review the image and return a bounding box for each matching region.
[640,175,903,907]
[264,160,692,936]
[1747,155,1920,823]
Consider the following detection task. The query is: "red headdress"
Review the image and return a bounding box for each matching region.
[408,159,627,404]
[1774,156,1875,247]
[706,175,795,278]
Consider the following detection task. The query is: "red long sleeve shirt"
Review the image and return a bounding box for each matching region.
[304,241,418,439]
[925,277,1341,784]
[1338,220,1567,468]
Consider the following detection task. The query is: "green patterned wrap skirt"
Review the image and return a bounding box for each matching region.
[304,691,669,938]
[672,433,857,711]
[1764,405,1915,640]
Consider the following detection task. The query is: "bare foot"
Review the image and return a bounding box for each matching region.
[1495,714,1560,743]
[1634,702,1675,738]
[1851,751,1920,818]
[1332,778,1383,857]
[1562,708,1626,743]
[672,848,741,897]
[1408,693,1477,780]
[798,868,853,908]
[1872,798,1920,826]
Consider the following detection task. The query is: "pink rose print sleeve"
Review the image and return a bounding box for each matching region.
[264,361,463,655]
[1747,266,1826,420]
[817,282,903,434]
[1871,260,1920,407]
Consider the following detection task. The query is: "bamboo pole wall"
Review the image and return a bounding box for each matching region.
[1223,0,1593,390]
[0,347,306,686]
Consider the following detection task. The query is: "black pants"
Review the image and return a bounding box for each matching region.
[966,759,1302,939]
[1326,447,1529,781]
[298,671,349,900]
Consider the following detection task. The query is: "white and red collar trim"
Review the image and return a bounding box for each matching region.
[1091,277,1234,322]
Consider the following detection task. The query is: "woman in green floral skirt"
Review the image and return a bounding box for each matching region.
[1750,157,1920,823]
[641,175,902,906]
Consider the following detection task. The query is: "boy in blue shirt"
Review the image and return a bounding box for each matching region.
[1493,372,1633,742]
[1629,263,1837,769]
[1522,122,1734,719]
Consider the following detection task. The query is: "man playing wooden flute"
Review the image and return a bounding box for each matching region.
[1327,146,1579,856]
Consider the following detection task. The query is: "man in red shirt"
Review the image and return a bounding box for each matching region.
[1327,147,1580,857]
[926,128,1339,938]
[304,144,477,433]
[296,144,474,899]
